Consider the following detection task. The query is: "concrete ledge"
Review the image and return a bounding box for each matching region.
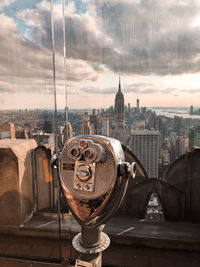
[0,214,200,266]
[0,214,200,250]
[0,139,37,226]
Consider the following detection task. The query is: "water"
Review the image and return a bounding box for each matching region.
[151,107,200,119]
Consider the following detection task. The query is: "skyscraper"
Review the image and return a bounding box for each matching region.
[190,105,194,115]
[111,77,130,144]
[136,99,140,112]
[43,120,53,134]
[131,130,159,178]
[189,126,200,150]
[174,116,181,136]
[79,117,93,135]
[114,77,125,129]
[175,136,188,158]
[100,116,110,136]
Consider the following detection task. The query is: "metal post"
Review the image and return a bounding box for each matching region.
[75,226,104,267]
[73,225,110,267]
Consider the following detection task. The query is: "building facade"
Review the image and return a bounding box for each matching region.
[189,126,200,150]
[100,116,110,136]
[131,130,159,178]
[79,117,93,135]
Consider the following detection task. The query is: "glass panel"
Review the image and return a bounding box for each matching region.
[0,0,61,261]
[0,0,200,264]
[63,0,200,176]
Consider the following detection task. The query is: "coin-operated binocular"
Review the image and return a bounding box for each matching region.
[58,135,136,267]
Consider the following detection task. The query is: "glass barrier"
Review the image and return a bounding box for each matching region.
[0,0,200,263]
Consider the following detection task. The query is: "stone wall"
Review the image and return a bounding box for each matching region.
[0,122,15,139]
[0,139,37,226]
[34,146,53,211]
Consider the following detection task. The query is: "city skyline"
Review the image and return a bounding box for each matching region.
[1,0,200,109]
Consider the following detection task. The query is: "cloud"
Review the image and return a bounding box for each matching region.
[16,1,109,82]
[180,88,200,94]
[0,2,106,96]
[124,83,154,93]
[16,0,200,78]
[0,0,16,11]
[0,13,55,94]
[1,0,200,108]
[81,0,200,76]
[80,82,180,95]
[80,82,160,95]
[94,0,200,75]
[81,86,116,94]
[141,88,157,94]
[160,88,177,94]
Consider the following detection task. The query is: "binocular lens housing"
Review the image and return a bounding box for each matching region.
[59,136,125,222]
[71,148,80,157]
[84,149,93,159]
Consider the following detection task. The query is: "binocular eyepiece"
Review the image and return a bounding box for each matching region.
[68,138,107,163]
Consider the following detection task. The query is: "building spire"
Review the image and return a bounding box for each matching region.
[118,75,121,92]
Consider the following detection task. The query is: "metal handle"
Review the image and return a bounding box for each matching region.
[127,162,136,179]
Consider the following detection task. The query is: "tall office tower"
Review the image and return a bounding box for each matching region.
[90,109,99,134]
[173,116,181,136]
[136,99,140,112]
[190,105,194,115]
[189,126,200,150]
[131,130,159,178]
[43,120,53,133]
[114,77,125,129]
[128,103,131,110]
[100,116,110,136]
[141,107,147,113]
[63,121,73,142]
[175,136,188,158]
[79,117,93,135]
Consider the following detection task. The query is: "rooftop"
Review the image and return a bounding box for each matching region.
[0,213,200,266]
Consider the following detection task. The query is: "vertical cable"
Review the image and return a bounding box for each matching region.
[50,0,62,261]
[62,2,73,259]
[57,168,62,260]
[50,0,58,154]
[62,0,69,141]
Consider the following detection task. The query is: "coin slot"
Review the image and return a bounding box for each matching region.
[63,163,75,171]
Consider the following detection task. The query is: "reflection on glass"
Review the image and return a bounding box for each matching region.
[0,1,200,262]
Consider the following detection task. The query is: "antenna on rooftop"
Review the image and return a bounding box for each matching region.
[119,74,121,92]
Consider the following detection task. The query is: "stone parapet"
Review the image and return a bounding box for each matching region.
[0,139,37,226]
[0,214,200,266]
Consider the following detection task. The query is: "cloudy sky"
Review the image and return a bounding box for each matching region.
[1,0,200,109]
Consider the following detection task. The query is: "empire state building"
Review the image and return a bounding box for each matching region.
[114,77,125,129]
